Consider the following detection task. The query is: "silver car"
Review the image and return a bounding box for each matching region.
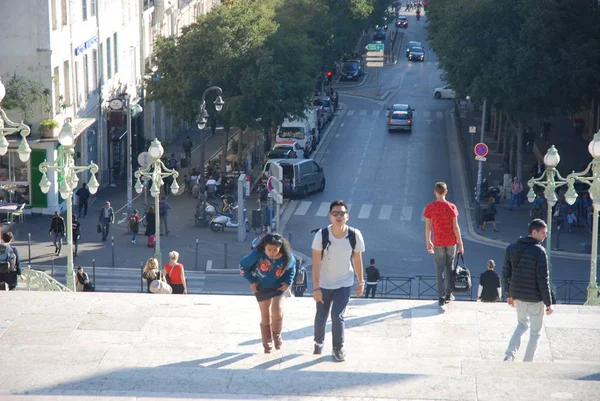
[388,111,412,133]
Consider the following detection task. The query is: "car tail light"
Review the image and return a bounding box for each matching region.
[408,119,412,125]
[389,119,393,123]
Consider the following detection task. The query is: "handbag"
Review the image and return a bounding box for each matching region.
[96,222,102,233]
[150,277,172,294]
[450,253,472,293]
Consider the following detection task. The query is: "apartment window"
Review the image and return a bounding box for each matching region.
[53,67,60,114]
[61,0,67,25]
[82,0,87,21]
[63,61,71,106]
[113,33,118,74]
[0,151,31,205]
[92,49,98,91]
[74,61,80,104]
[99,43,104,85]
[83,54,90,96]
[90,0,96,17]
[106,37,112,79]
[51,0,57,30]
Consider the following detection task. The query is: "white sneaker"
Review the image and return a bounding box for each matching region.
[132,239,136,244]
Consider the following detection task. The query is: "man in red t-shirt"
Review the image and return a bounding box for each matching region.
[423,182,465,306]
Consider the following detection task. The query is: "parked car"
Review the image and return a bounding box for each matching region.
[269,141,305,159]
[373,26,386,41]
[277,159,326,198]
[312,96,334,122]
[406,41,423,56]
[277,115,316,155]
[433,84,456,99]
[388,111,412,133]
[408,47,425,62]
[387,104,414,118]
[396,15,408,28]
[341,60,363,81]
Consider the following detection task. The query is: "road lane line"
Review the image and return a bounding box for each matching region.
[294,201,312,216]
[436,111,444,118]
[359,110,367,116]
[347,110,355,116]
[316,202,330,216]
[378,205,393,220]
[372,110,380,117]
[357,204,373,219]
[423,111,431,118]
[401,206,413,221]
[347,204,352,212]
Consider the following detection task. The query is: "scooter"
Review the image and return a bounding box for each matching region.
[210,207,251,232]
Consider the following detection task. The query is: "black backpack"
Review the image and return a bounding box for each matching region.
[320,226,356,260]
[0,244,17,274]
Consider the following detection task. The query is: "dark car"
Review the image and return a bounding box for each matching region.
[268,148,293,160]
[341,60,363,81]
[408,47,425,61]
[406,41,423,56]
[396,15,408,28]
[373,27,386,41]
[387,104,414,118]
[388,111,412,133]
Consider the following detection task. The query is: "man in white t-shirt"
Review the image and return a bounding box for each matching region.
[312,200,365,362]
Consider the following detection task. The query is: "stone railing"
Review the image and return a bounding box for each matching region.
[19,268,72,292]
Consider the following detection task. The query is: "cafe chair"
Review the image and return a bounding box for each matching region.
[9,203,26,224]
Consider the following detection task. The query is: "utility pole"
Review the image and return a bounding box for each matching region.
[475,98,488,202]
[126,95,133,215]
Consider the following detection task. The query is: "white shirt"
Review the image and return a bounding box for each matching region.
[312,225,365,289]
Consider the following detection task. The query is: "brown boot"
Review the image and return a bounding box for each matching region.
[271,318,283,350]
[260,324,273,353]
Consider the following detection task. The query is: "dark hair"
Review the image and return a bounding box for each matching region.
[528,218,547,234]
[77,266,83,271]
[370,258,375,264]
[1,232,14,243]
[329,200,348,213]
[434,182,448,195]
[256,233,293,267]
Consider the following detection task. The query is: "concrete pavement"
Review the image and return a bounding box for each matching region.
[1,292,599,400]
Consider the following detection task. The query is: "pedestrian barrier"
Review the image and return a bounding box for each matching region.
[376,277,413,298]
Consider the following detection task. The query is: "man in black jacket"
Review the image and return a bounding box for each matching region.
[503,219,553,362]
[365,258,381,298]
[75,183,91,217]
[49,211,65,255]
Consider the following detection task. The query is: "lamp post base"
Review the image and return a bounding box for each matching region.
[584,284,600,306]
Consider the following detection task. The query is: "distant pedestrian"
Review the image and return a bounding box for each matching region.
[128,209,141,243]
[167,153,178,170]
[365,258,381,298]
[312,200,366,362]
[164,251,187,295]
[424,182,464,306]
[144,206,156,237]
[75,183,91,217]
[239,233,296,353]
[0,232,21,291]
[72,215,81,257]
[98,201,114,241]
[49,211,65,255]
[182,136,193,165]
[75,266,93,292]
[566,208,577,232]
[509,177,523,210]
[293,258,307,297]
[503,219,553,362]
[478,260,501,302]
[524,127,534,153]
[530,160,545,179]
[141,257,162,293]
[480,197,498,232]
[159,196,170,235]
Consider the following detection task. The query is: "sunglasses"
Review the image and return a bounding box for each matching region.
[264,234,283,245]
[330,211,348,217]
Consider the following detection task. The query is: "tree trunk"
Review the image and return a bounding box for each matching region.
[237,128,244,170]
[496,112,504,152]
[493,108,500,141]
[221,125,230,177]
[517,120,524,183]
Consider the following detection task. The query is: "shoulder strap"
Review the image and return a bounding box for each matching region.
[347,227,356,251]
[320,227,330,260]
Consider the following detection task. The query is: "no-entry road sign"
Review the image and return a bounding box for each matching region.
[474,143,489,157]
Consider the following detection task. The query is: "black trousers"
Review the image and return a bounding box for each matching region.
[78,200,88,217]
[365,284,377,298]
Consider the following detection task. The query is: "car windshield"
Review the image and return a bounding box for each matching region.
[410,47,423,53]
[279,128,306,139]
[398,17,407,21]
[393,104,409,111]
[392,112,409,120]
[376,27,385,33]
[343,62,359,71]
[274,145,293,150]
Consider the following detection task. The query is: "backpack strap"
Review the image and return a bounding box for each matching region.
[320,227,330,260]
[347,227,356,252]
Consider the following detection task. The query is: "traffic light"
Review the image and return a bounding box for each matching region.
[326,71,333,82]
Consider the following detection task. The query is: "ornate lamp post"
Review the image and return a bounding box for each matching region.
[195,87,224,176]
[526,145,568,282]
[0,77,32,162]
[564,130,600,305]
[38,119,100,291]
[134,139,180,264]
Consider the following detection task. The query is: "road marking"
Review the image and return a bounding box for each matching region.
[357,204,373,219]
[400,206,413,221]
[423,111,431,118]
[316,202,330,216]
[359,110,367,116]
[294,201,312,216]
[335,133,340,138]
[372,110,380,117]
[347,204,353,212]
[436,111,444,118]
[340,123,345,127]
[206,260,213,271]
[378,205,393,220]
[347,110,355,116]
[421,206,427,222]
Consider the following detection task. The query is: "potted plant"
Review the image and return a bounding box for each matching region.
[39,118,60,138]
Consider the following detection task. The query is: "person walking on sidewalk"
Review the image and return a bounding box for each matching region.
[182,136,193,165]
[312,200,366,362]
[128,210,141,243]
[365,258,381,298]
[239,233,296,353]
[424,182,464,306]
[98,201,114,241]
[48,211,65,255]
[0,232,21,291]
[478,260,501,302]
[144,206,156,237]
[159,196,171,235]
[480,197,499,232]
[75,183,91,217]
[509,177,524,210]
[293,258,308,297]
[503,219,553,362]
[72,215,81,257]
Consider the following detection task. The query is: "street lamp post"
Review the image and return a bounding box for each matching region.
[134,139,180,264]
[0,77,33,163]
[38,119,100,291]
[195,87,224,176]
[564,130,600,306]
[526,145,568,283]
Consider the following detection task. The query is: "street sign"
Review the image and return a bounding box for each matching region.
[273,192,283,205]
[267,177,274,193]
[469,126,477,134]
[366,51,384,57]
[474,143,489,157]
[366,57,384,62]
[269,162,283,181]
[366,62,384,68]
[137,152,151,170]
[366,43,385,51]
[475,155,487,162]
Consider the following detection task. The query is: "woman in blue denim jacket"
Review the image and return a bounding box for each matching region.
[240,233,296,353]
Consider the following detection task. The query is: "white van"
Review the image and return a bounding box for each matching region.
[277,116,315,156]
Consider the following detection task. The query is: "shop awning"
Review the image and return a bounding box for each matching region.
[72,118,97,139]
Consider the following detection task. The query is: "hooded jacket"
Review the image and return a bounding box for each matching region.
[502,236,552,306]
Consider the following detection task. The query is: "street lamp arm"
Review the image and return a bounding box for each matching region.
[0,108,31,138]
[202,86,223,102]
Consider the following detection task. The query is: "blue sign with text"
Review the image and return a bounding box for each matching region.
[74,36,98,56]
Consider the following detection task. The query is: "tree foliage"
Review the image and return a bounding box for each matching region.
[427,0,600,115]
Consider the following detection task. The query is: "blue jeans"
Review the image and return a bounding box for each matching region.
[510,193,521,209]
[314,286,351,349]
[433,245,456,298]
[505,300,545,361]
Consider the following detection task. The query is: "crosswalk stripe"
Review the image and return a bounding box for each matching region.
[294,201,312,216]
[423,111,431,118]
[372,110,380,117]
[378,205,393,220]
[421,206,426,222]
[359,110,367,116]
[436,111,444,118]
[316,202,330,217]
[400,206,413,221]
[357,204,373,219]
[347,109,355,116]
[347,204,352,212]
